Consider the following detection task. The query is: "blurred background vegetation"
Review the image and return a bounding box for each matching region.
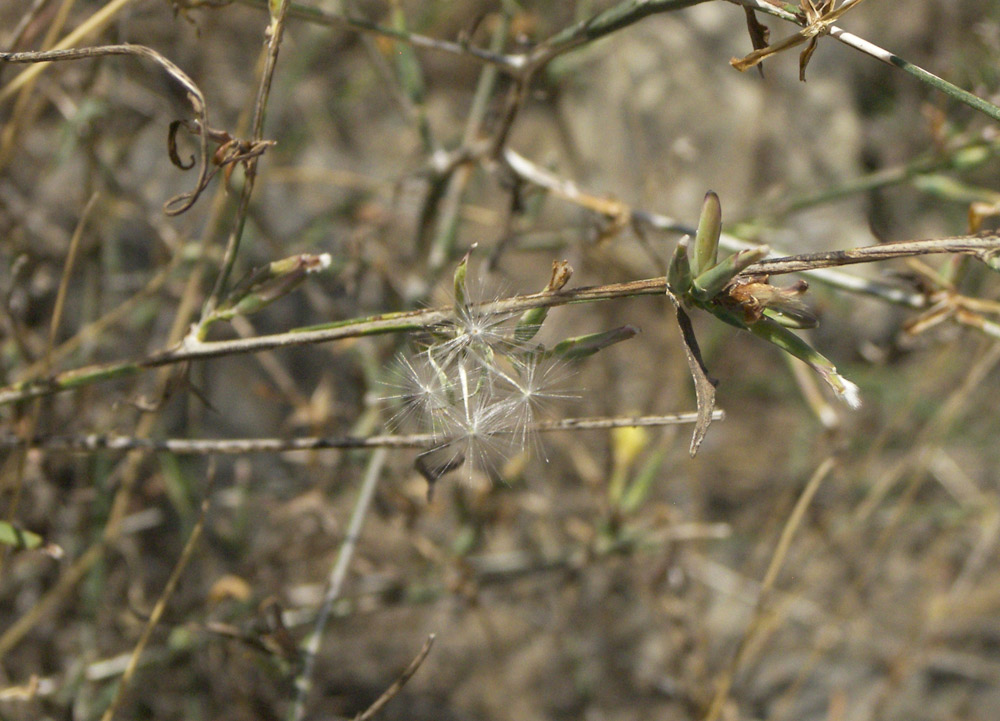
[3,1,1000,719]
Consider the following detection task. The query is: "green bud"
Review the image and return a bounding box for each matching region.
[515,260,573,344]
[211,253,332,323]
[453,247,473,309]
[692,191,722,278]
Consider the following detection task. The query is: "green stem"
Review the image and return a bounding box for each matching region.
[529,0,710,65]
[832,27,1000,124]
[730,0,1000,125]
[5,234,1000,406]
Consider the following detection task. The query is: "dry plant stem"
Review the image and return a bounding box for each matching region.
[231,315,311,409]
[783,347,1000,720]
[271,0,520,69]
[204,0,293,314]
[0,0,140,102]
[291,448,387,721]
[0,412,725,454]
[703,457,836,721]
[854,343,1000,564]
[332,0,432,135]
[0,542,103,659]
[3,234,1000,407]
[0,45,211,215]
[747,236,1000,274]
[234,0,711,168]
[46,194,98,370]
[99,497,209,721]
[355,634,436,721]
[383,0,436,152]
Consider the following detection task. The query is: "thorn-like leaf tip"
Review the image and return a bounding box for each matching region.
[836,377,862,410]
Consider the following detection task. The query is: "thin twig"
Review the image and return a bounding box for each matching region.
[0,412,727,453]
[203,0,294,314]
[0,0,75,174]
[99,496,210,721]
[355,634,436,721]
[525,0,709,69]
[46,194,98,371]
[232,0,1000,126]
[291,448,388,721]
[747,236,1000,274]
[233,0,712,79]
[747,137,1000,221]
[15,258,180,382]
[0,176,237,663]
[703,456,837,721]
[829,26,1000,124]
[0,45,211,215]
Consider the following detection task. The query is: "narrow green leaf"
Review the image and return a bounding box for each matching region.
[620,447,668,513]
[748,318,861,408]
[549,325,638,361]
